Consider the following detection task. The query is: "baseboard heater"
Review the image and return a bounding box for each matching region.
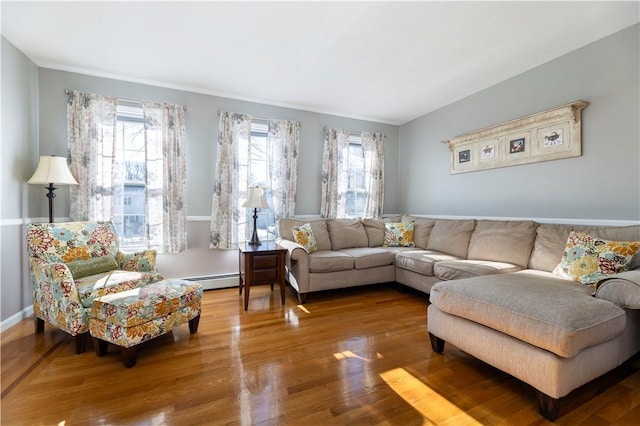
[182,274,239,290]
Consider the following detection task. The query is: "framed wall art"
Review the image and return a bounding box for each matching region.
[443,100,588,174]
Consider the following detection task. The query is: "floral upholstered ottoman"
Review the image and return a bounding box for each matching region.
[89,279,202,367]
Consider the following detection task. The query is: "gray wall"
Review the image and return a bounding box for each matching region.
[399,24,640,221]
[1,37,40,322]
[1,40,400,322]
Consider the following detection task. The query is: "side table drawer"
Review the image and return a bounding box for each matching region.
[253,268,277,283]
[253,255,278,269]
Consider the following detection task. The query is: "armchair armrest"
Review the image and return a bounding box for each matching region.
[29,259,87,335]
[116,249,158,272]
[595,270,640,309]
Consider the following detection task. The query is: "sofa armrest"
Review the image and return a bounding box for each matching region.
[595,270,640,309]
[29,259,87,335]
[116,249,158,272]
[276,238,310,293]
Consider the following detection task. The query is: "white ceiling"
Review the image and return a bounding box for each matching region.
[2,1,639,125]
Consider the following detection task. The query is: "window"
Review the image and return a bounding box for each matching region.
[237,121,276,242]
[345,134,366,217]
[113,102,147,248]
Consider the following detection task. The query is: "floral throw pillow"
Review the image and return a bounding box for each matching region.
[292,223,318,253]
[553,230,640,284]
[384,222,415,247]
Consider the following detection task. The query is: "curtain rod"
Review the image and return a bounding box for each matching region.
[323,126,386,137]
[65,89,187,111]
[217,109,301,126]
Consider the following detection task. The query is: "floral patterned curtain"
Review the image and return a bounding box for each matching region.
[67,90,187,253]
[361,132,385,218]
[320,127,351,218]
[143,102,188,253]
[67,90,118,222]
[268,118,300,224]
[320,127,385,218]
[210,112,251,249]
[209,113,300,248]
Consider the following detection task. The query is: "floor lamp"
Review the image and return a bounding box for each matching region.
[28,155,79,223]
[243,186,269,245]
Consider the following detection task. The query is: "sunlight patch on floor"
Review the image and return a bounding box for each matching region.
[296,304,310,314]
[333,350,370,361]
[380,368,483,426]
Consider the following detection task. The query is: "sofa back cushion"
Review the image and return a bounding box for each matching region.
[279,218,332,251]
[363,218,385,247]
[529,224,640,271]
[426,219,476,258]
[402,215,436,249]
[327,219,369,250]
[467,220,538,267]
[26,221,119,264]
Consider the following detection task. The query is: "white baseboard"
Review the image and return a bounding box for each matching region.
[1,305,34,332]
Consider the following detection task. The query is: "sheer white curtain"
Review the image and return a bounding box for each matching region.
[209,112,251,249]
[320,127,351,218]
[67,90,118,222]
[320,127,385,218]
[67,90,187,253]
[268,118,300,223]
[361,132,385,218]
[209,112,300,248]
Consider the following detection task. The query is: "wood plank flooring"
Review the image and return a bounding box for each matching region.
[2,284,639,425]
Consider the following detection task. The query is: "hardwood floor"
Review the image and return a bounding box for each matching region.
[2,284,639,425]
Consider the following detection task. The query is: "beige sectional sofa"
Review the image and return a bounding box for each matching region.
[276,215,640,420]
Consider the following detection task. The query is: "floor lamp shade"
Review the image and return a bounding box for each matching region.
[242,187,269,245]
[28,155,78,223]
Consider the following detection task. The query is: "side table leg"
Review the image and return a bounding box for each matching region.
[244,281,250,310]
[279,279,285,305]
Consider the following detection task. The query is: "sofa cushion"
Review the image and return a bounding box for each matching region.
[339,247,395,269]
[384,222,414,247]
[363,218,385,247]
[292,223,318,253]
[426,219,476,258]
[433,260,523,281]
[67,255,118,279]
[76,270,164,308]
[308,250,354,273]
[402,215,436,249]
[327,219,369,250]
[552,230,640,284]
[279,218,332,251]
[395,250,461,276]
[529,224,640,272]
[430,273,626,358]
[467,220,537,267]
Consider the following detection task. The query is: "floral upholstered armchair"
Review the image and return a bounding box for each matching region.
[26,221,163,353]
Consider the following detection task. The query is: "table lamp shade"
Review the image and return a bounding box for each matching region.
[243,186,269,209]
[28,156,78,185]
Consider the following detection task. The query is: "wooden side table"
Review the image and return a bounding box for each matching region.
[238,241,287,311]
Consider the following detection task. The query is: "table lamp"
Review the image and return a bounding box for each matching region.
[28,155,78,223]
[242,186,269,245]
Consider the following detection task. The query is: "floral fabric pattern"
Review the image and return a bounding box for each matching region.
[292,223,318,253]
[27,221,163,337]
[89,279,202,348]
[384,222,415,247]
[553,230,640,284]
[67,90,187,253]
[321,128,385,218]
[210,112,300,248]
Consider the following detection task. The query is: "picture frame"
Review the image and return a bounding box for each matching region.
[443,100,588,174]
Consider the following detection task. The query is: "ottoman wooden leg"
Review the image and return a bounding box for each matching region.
[189,314,201,334]
[93,337,109,357]
[122,347,138,368]
[35,317,45,334]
